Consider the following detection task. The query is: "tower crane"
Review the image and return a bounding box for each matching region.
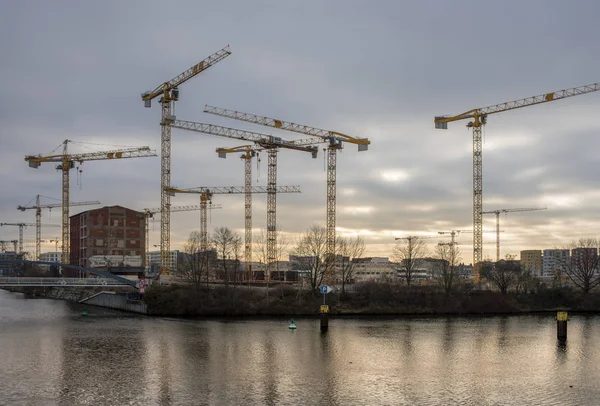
[25,140,157,266]
[166,118,318,279]
[434,81,600,280]
[169,185,301,281]
[215,145,260,283]
[142,45,231,276]
[17,195,100,260]
[142,204,222,269]
[437,230,473,246]
[482,207,547,262]
[0,223,60,256]
[203,105,370,271]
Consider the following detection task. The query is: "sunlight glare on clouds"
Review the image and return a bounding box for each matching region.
[340,188,357,196]
[341,206,373,215]
[542,193,582,208]
[380,169,410,183]
[484,133,538,153]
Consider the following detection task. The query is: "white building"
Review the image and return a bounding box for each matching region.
[147,250,180,274]
[353,257,395,282]
[39,252,62,270]
[542,249,570,277]
[40,252,62,263]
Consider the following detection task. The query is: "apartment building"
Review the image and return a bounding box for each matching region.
[520,250,542,276]
[542,249,570,277]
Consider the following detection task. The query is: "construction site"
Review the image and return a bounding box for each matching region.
[1,44,599,293]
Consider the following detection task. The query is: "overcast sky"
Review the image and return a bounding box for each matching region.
[1,0,600,263]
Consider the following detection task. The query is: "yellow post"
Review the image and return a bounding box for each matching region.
[557,311,568,340]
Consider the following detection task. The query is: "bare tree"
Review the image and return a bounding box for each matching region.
[433,243,461,295]
[253,227,290,281]
[291,225,328,295]
[515,269,535,295]
[179,231,206,289]
[392,236,428,287]
[481,254,521,294]
[556,238,600,293]
[337,235,365,293]
[253,229,268,279]
[211,226,242,287]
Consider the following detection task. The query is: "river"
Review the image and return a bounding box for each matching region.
[1,290,599,405]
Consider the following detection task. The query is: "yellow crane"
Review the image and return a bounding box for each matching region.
[25,140,157,266]
[142,204,222,270]
[166,118,317,279]
[202,105,370,271]
[215,145,260,277]
[0,222,60,256]
[142,46,231,276]
[17,195,100,260]
[434,82,600,280]
[169,185,301,281]
[482,207,547,262]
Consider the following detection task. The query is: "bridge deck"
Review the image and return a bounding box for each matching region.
[0,277,132,287]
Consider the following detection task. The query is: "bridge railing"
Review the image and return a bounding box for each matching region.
[0,277,130,287]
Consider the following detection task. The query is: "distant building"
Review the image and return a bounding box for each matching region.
[353,257,394,282]
[421,257,448,276]
[571,247,598,273]
[147,250,181,275]
[39,252,62,271]
[521,250,542,276]
[40,252,62,264]
[0,252,18,276]
[70,205,145,270]
[542,249,570,277]
[456,263,473,279]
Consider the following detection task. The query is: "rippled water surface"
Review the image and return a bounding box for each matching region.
[1,290,600,405]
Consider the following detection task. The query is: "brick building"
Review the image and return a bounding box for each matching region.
[70,205,145,270]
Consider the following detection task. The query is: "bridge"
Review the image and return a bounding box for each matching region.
[0,260,139,288]
[0,277,132,287]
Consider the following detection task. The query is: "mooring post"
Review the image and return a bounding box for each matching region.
[320,304,329,332]
[557,311,568,340]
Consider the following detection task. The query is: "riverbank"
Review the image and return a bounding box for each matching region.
[143,283,600,317]
[1,286,146,313]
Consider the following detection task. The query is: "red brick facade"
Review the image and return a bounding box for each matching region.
[69,205,145,268]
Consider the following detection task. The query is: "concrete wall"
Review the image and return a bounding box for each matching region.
[79,291,147,314]
[45,287,146,314]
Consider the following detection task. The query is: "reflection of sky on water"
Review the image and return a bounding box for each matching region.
[1,291,600,405]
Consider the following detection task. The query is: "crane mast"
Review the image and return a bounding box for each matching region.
[0,223,26,254]
[482,207,547,261]
[169,185,301,281]
[434,81,600,280]
[216,146,259,280]
[17,196,100,260]
[202,105,370,274]
[25,140,156,267]
[167,119,317,281]
[142,46,231,277]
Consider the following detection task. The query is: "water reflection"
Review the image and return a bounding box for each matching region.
[2,290,600,405]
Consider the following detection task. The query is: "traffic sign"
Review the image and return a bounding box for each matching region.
[320,285,333,294]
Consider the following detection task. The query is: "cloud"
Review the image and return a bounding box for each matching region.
[2,0,600,264]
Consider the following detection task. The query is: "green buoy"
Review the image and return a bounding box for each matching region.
[288,318,297,329]
[81,311,88,317]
